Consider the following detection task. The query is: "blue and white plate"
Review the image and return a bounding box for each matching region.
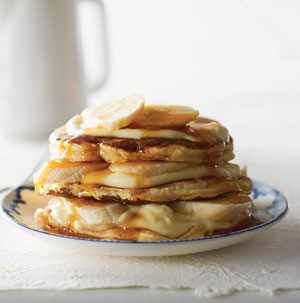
[0,181,288,257]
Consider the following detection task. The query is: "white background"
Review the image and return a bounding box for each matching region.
[99,0,300,105]
[91,0,300,162]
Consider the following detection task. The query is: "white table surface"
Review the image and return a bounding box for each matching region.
[0,100,299,302]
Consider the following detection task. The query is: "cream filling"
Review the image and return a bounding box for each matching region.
[66,115,228,142]
[37,197,252,239]
[81,164,240,188]
[35,161,240,189]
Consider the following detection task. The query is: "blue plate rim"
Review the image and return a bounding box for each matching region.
[0,180,289,245]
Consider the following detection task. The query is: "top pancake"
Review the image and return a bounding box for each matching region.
[50,117,234,164]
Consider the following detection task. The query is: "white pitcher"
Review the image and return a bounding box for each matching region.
[0,0,107,136]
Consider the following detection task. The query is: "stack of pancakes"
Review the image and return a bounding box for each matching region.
[34,95,253,241]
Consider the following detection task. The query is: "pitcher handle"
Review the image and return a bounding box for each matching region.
[77,0,108,93]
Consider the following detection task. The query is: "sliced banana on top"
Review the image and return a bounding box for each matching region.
[66,96,199,131]
[81,95,145,130]
[132,105,199,127]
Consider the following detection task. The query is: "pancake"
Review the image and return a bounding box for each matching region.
[34,193,253,241]
[49,117,234,164]
[50,136,234,163]
[35,176,252,203]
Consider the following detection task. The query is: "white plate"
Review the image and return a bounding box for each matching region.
[0,181,288,257]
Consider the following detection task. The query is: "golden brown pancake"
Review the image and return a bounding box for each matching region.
[35,176,252,203]
[34,193,253,241]
[49,117,234,164]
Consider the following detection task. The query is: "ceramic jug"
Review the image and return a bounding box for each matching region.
[0,0,106,136]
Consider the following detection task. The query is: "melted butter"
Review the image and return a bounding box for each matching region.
[42,197,253,239]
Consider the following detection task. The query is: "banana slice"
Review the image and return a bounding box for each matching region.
[41,197,126,230]
[170,200,253,221]
[132,105,199,127]
[34,160,108,185]
[109,162,195,176]
[81,95,145,130]
[81,163,241,189]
